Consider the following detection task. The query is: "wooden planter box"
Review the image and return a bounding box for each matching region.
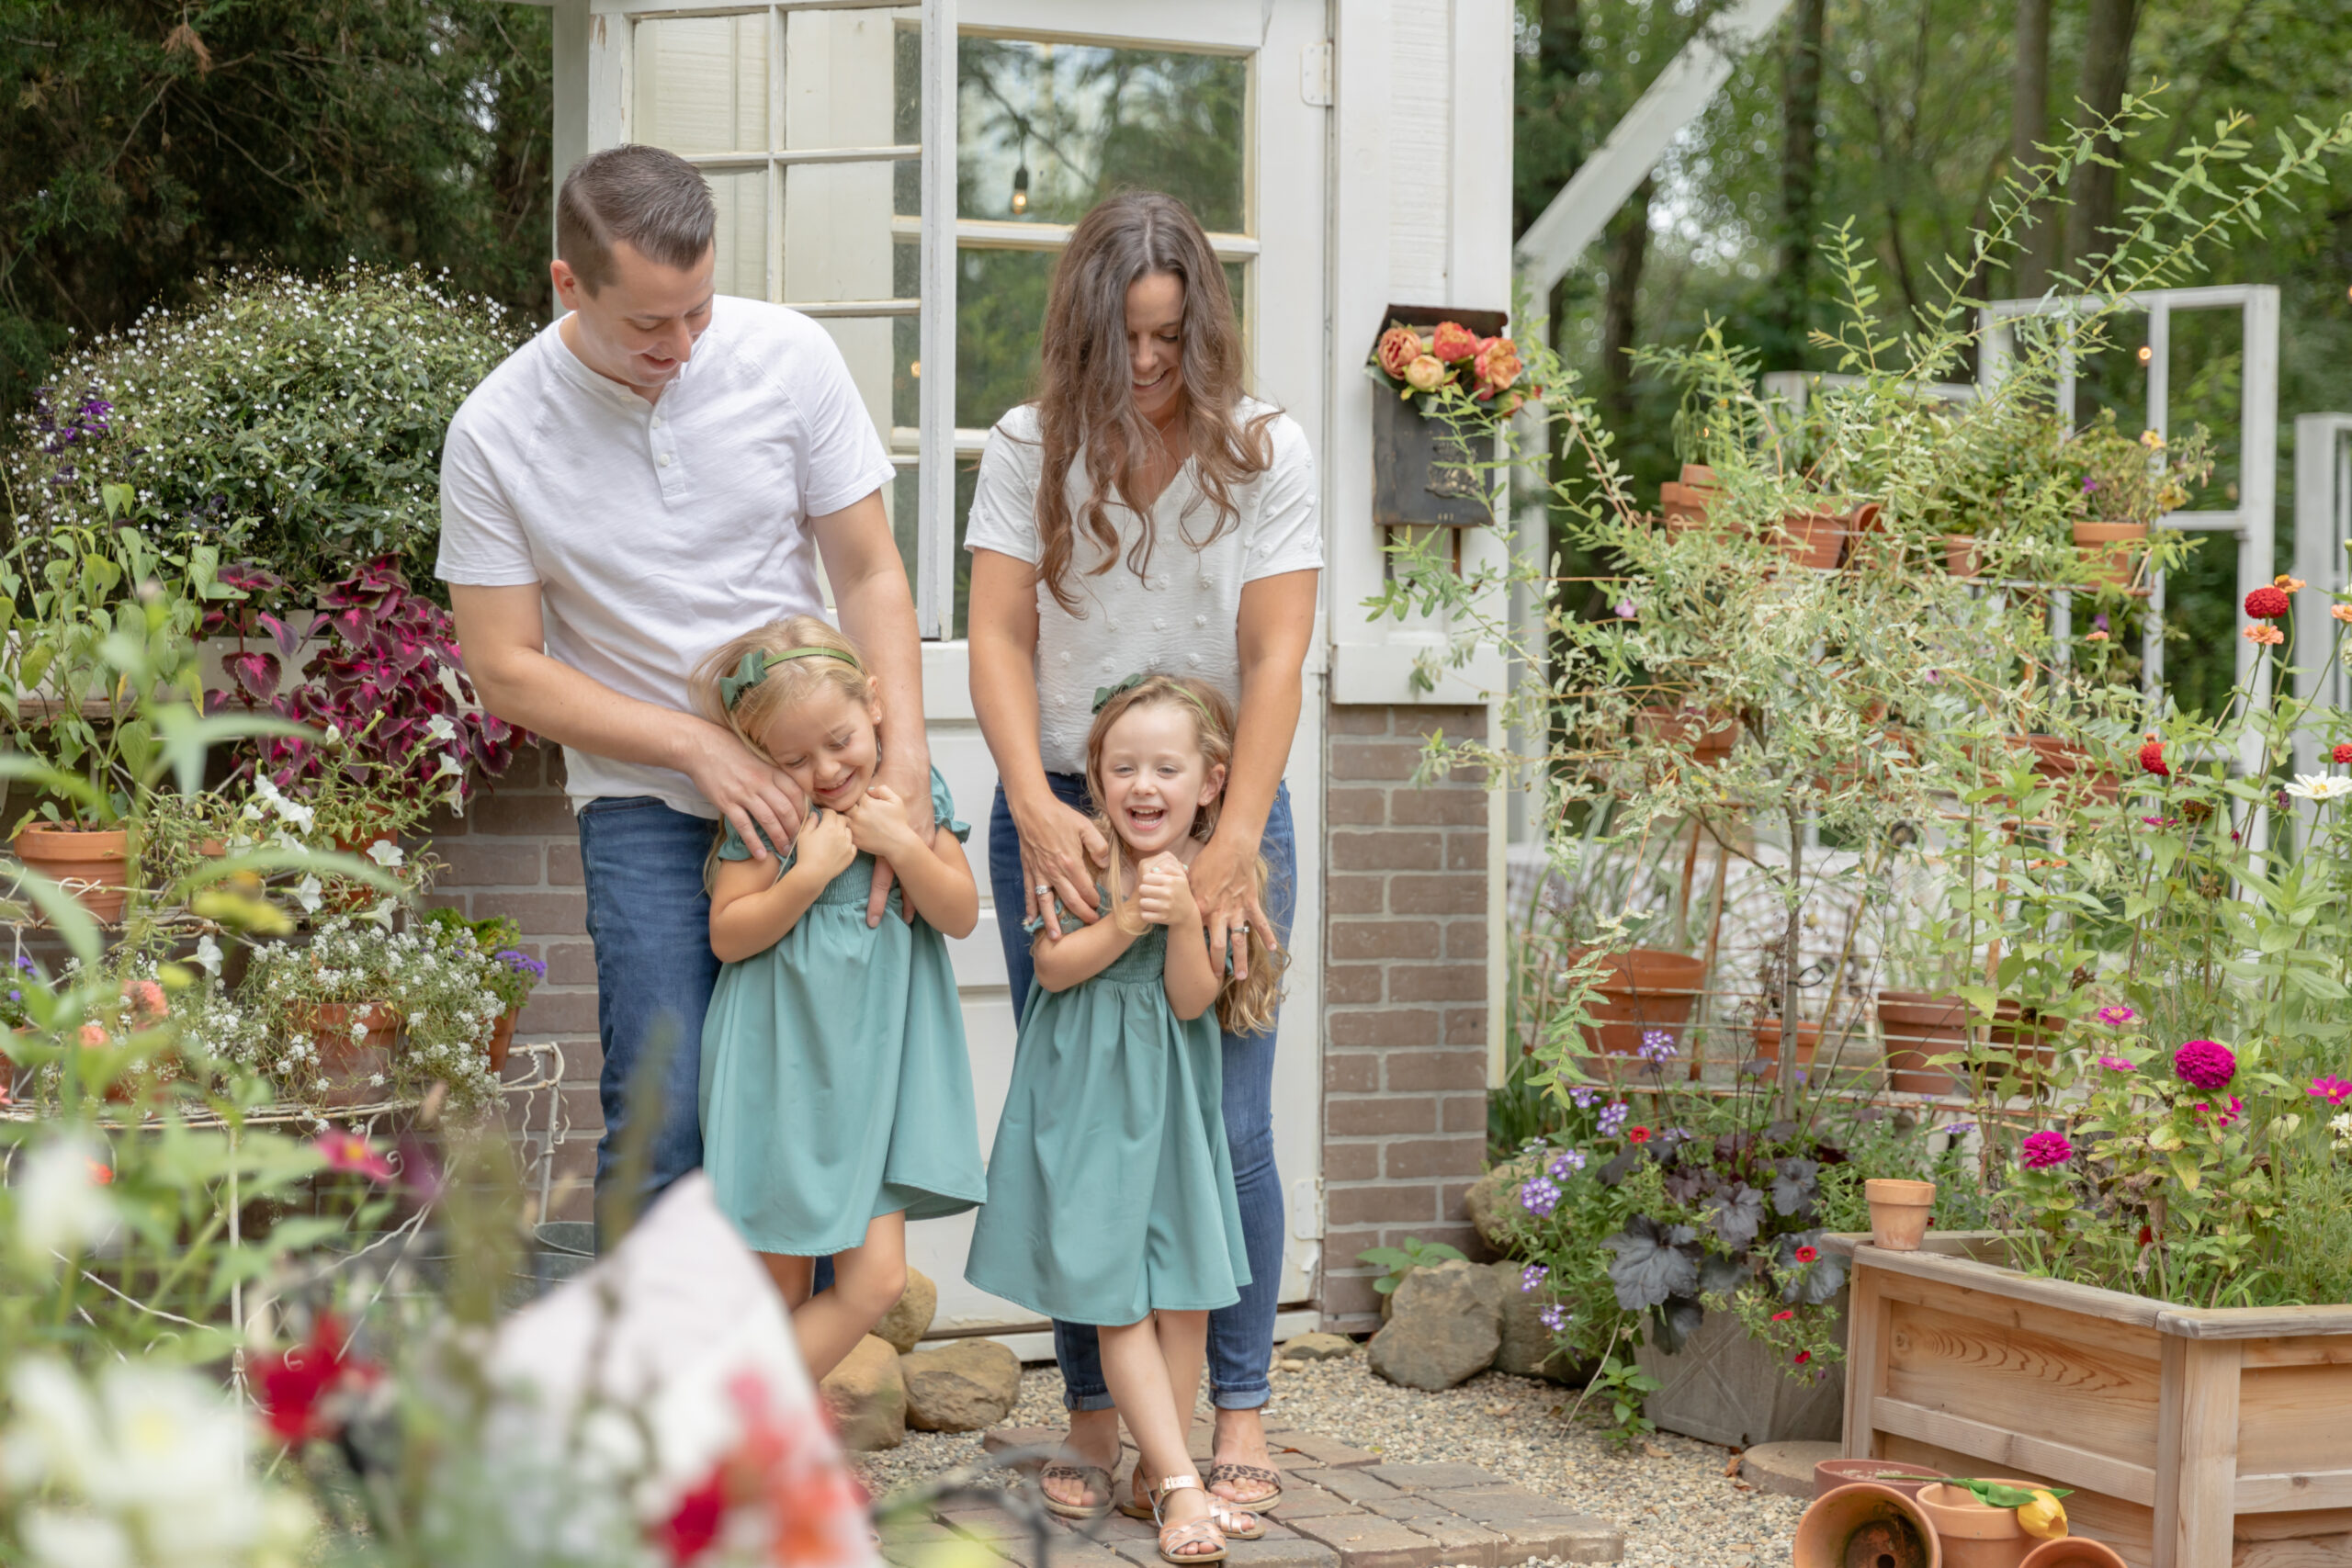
[1825,1234,2352,1568]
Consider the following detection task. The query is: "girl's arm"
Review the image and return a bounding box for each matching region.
[845,784,979,937]
[1034,910,1137,991]
[708,811,858,963]
[1138,855,1219,1021]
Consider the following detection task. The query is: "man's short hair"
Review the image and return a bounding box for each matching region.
[556,145,717,294]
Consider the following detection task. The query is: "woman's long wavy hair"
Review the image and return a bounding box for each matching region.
[1029,190,1277,615]
[1083,675,1287,1035]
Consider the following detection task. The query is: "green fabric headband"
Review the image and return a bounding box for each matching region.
[1092,671,1212,721]
[720,646,863,709]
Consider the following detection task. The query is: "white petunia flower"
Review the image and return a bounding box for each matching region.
[12,1140,119,1267]
[425,714,457,742]
[365,840,405,869]
[292,875,323,914]
[193,934,222,976]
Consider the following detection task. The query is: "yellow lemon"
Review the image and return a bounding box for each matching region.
[2017,1489,2069,1540]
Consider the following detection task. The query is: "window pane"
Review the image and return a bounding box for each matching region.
[781,162,916,304]
[635,14,768,156]
[708,169,769,299]
[956,39,1247,231]
[953,458,979,639]
[781,8,919,151]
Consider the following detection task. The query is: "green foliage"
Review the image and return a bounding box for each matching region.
[5,266,525,588]
[1577,1355,1662,1450]
[1355,1236,1468,1296]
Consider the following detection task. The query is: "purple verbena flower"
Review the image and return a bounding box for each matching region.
[1567,1085,1600,1110]
[2173,1039,2236,1091]
[1519,1177,1562,1217]
[1596,1100,1629,1137]
[1520,1263,1549,1293]
[495,948,548,982]
[2019,1130,2075,1169]
[1547,1148,1587,1181]
[1538,1303,1570,1332]
[1637,1027,1678,1066]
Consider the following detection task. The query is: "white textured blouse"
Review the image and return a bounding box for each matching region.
[964,399,1322,774]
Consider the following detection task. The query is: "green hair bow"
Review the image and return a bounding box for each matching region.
[720,645,863,710]
[1091,671,1151,714]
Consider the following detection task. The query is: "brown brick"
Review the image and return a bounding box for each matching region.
[1329,740,1430,782]
[433,838,543,886]
[549,1133,598,1181]
[1388,964,1484,1002]
[472,889,589,936]
[1407,1223,1483,1258]
[467,792,579,837]
[516,987,600,1035]
[1387,875,1482,915]
[1326,874,1386,916]
[1441,1094,1487,1133]
[1387,789,1488,827]
[1360,1463,1504,1494]
[546,1176,594,1222]
[1326,786,1387,826]
[1326,1097,1433,1136]
[1444,831,1489,872]
[1398,705,1484,738]
[1382,1049,1485,1091]
[1283,1513,1442,1568]
[1321,1143,1380,1182]
[1323,1053,1379,1092]
[1329,919,1439,960]
[1328,707,1394,737]
[1329,830,1442,873]
[547,840,583,886]
[1324,1184,1436,1226]
[1290,1467,1400,1505]
[1438,1179,1478,1219]
[1384,1136,1485,1180]
[1324,965,1383,1004]
[1328,1010,1441,1050]
[543,746,568,790]
[1442,1007,1488,1046]
[1321,1224,1386,1269]
[544,941,598,987]
[1444,919,1489,960]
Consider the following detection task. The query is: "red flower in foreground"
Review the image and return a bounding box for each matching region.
[2335,743,2352,766]
[658,1473,727,1565]
[653,1371,870,1568]
[2138,1224,2155,1247]
[2138,740,2169,776]
[2245,585,2292,619]
[1793,1245,1819,1264]
[1770,1310,1795,1322]
[1626,1126,1653,1145]
[315,1131,396,1184]
[1793,1350,1812,1365]
[254,1314,378,1445]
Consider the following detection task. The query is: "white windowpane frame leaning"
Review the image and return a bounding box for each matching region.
[591,0,959,637]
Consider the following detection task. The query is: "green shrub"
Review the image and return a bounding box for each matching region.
[3,265,524,588]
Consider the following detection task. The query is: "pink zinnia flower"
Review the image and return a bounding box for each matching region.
[2097,1005,2136,1028]
[2195,1096,2245,1130]
[2020,1131,2075,1168]
[2174,1039,2236,1091]
[314,1132,396,1184]
[2097,1055,2134,1073]
[2311,1076,2352,1107]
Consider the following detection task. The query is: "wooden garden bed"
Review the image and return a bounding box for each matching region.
[1823,1233,2352,1568]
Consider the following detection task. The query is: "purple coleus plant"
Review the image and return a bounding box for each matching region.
[207,555,522,807]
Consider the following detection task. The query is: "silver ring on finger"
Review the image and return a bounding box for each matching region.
[1035,884,1052,897]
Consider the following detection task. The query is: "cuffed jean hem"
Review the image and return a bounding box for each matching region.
[1061,1388,1120,1414]
[1209,1383,1272,1411]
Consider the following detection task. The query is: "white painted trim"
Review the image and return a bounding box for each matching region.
[917,0,958,639]
[2293,414,2352,764]
[959,0,1271,51]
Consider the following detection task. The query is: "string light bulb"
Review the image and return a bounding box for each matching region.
[2136,344,2154,365]
[1011,163,1030,216]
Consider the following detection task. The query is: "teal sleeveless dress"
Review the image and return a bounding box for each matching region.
[963,902,1250,1325]
[697,769,986,1256]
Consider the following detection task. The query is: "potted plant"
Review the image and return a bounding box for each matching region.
[2063,409,2213,589]
[1365,310,1525,528]
[424,909,542,1071]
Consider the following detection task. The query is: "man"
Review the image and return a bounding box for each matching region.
[439,144,929,1230]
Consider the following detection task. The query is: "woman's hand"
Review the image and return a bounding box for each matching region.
[1135,852,1197,928]
[1012,792,1107,939]
[1186,830,1272,980]
[846,783,924,863]
[796,809,859,886]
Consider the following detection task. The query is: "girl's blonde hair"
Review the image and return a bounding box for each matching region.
[1082,674,1287,1035]
[687,615,875,886]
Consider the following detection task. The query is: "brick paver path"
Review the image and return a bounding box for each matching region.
[879,1423,1624,1568]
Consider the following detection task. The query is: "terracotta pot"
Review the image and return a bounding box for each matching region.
[2073,520,2146,590]
[1792,1482,1940,1568]
[1751,1019,1821,1082]
[2019,1540,2127,1568]
[2006,733,2120,803]
[1773,510,1849,570]
[1680,464,1717,487]
[288,1002,400,1109]
[1634,705,1738,766]
[1864,1178,1938,1251]
[1916,1481,2038,1568]
[1877,989,1968,1094]
[1659,479,1718,533]
[1567,947,1706,1061]
[1814,1458,1948,1501]
[487,1007,518,1074]
[12,824,132,924]
[1944,535,1985,577]
[331,818,399,911]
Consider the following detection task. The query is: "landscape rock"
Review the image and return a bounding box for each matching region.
[1464,1158,1535,1253]
[1490,1260,1588,1383]
[873,1267,938,1354]
[1282,1331,1360,1361]
[902,1339,1022,1433]
[1367,1258,1503,1391]
[819,1334,907,1450]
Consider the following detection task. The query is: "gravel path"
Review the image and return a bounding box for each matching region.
[855,1348,1804,1568]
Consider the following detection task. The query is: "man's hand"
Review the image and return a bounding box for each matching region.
[863,755,933,928]
[1187,831,1272,980]
[680,722,805,861]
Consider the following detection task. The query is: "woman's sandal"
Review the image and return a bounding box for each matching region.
[1038,1461,1117,1520]
[1121,1472,1264,1543]
[1132,1475,1231,1564]
[1204,1461,1284,1513]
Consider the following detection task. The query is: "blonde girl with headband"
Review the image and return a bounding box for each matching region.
[966,674,1285,1564]
[690,615,985,1382]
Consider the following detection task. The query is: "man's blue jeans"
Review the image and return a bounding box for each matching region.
[989,778,1295,1412]
[577,796,721,1234]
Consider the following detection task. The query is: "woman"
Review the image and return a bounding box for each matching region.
[966,189,1320,1523]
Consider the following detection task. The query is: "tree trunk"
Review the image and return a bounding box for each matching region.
[2064,0,2143,278]
[2010,0,2054,298]
[1768,0,1827,367]
[1600,176,1656,443]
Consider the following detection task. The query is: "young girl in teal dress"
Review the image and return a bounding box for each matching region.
[692,615,985,1384]
[966,674,1285,1565]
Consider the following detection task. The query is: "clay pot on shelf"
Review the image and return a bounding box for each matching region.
[1814,1458,1948,1501]
[487,1007,519,1075]
[2019,1539,2127,1568]
[1772,510,1850,570]
[1876,989,1969,1094]
[1568,947,1707,1064]
[1750,1019,1821,1083]
[1944,535,1986,578]
[288,1002,401,1109]
[1792,1482,1941,1568]
[1915,1480,2041,1568]
[12,823,133,924]
[2007,733,2121,803]
[1634,705,1738,767]
[1864,1178,1938,1251]
[331,812,400,912]
[2073,520,2146,589]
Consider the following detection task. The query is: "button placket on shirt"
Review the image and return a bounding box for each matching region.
[650,401,688,498]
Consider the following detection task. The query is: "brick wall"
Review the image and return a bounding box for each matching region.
[1319,703,1490,1333]
[419,740,602,1222]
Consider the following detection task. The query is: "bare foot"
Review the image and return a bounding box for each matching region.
[1041,1405,1121,1513]
[1208,1405,1281,1506]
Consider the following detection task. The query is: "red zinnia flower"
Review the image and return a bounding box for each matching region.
[1627,1126,1652,1145]
[2245,585,2291,619]
[254,1314,378,1445]
[1793,1350,1812,1365]
[2138,740,2168,776]
[2335,743,2352,766]
[1770,1310,1795,1322]
[657,1472,727,1565]
[1793,1245,1819,1264]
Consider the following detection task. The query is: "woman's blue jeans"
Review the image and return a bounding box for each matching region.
[989,777,1295,1412]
